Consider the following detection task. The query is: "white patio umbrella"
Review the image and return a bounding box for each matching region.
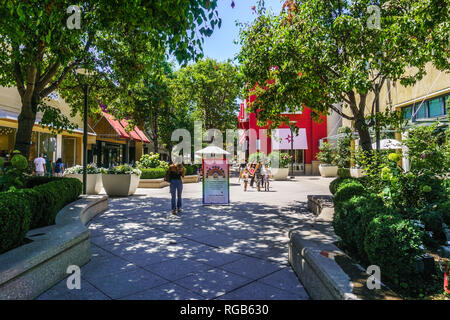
[195,145,231,156]
[372,139,403,150]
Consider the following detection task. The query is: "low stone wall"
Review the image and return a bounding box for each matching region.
[289,202,401,300]
[138,175,199,188]
[0,195,108,300]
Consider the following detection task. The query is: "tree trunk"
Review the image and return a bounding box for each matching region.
[354,113,373,152]
[14,97,39,159]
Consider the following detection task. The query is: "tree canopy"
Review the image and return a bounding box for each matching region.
[238,0,449,151]
[0,0,223,158]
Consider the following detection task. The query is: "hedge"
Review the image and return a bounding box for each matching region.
[333,180,367,203]
[364,214,423,281]
[0,178,82,254]
[329,177,358,194]
[23,176,63,189]
[333,193,386,262]
[140,168,166,179]
[337,168,351,178]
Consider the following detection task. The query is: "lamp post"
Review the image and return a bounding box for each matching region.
[289,120,297,178]
[75,68,94,195]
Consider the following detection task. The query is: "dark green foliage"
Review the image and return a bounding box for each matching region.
[337,168,351,178]
[329,177,358,195]
[23,176,63,189]
[0,191,32,254]
[364,214,424,282]
[140,168,167,179]
[0,178,82,253]
[333,194,386,262]
[184,164,201,176]
[333,181,367,203]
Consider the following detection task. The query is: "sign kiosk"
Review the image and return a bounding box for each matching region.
[195,146,230,205]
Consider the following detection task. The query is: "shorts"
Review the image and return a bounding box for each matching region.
[36,171,45,177]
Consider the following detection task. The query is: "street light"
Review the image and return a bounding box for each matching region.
[75,68,94,195]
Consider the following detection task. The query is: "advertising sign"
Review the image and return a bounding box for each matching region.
[202,159,230,205]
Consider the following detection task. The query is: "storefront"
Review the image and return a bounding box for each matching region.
[89,111,150,168]
[237,100,328,175]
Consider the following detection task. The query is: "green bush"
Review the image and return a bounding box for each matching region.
[330,177,355,194]
[0,178,82,253]
[0,191,32,254]
[333,180,367,203]
[333,193,386,262]
[364,214,424,282]
[140,168,166,179]
[337,168,351,178]
[184,164,201,176]
[23,176,62,188]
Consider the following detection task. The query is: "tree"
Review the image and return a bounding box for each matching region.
[0,0,223,158]
[173,58,243,132]
[238,0,449,152]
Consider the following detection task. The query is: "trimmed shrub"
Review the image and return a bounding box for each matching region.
[329,177,357,194]
[333,180,367,203]
[337,168,351,178]
[140,168,166,179]
[23,176,62,188]
[0,178,82,254]
[333,193,386,262]
[364,214,424,282]
[0,191,32,254]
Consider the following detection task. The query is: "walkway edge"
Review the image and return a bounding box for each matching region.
[0,195,108,300]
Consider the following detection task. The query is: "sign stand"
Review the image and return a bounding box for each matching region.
[202,157,230,205]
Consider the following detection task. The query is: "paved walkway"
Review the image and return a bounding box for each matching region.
[38,175,333,300]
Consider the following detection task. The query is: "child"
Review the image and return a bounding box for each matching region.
[264,167,270,191]
[242,168,249,192]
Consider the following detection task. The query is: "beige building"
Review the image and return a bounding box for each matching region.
[0,86,95,166]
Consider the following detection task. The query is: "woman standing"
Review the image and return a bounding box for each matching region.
[54,158,65,177]
[166,163,185,215]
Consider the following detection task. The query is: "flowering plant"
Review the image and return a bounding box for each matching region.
[268,151,291,168]
[106,164,141,175]
[64,164,105,175]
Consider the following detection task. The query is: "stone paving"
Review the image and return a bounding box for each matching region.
[37,175,333,300]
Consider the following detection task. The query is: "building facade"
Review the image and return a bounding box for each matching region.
[237,101,329,175]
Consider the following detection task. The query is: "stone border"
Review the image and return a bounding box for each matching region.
[289,220,401,300]
[138,175,199,188]
[0,195,108,300]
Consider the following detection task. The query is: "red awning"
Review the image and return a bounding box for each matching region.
[133,125,151,143]
[102,112,130,139]
[119,119,142,141]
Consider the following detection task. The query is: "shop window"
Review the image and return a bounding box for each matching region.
[403,106,412,120]
[413,102,427,120]
[428,97,444,118]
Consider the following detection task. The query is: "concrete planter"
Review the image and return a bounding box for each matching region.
[64,173,102,195]
[270,167,289,180]
[0,195,108,300]
[182,175,199,183]
[138,178,169,188]
[319,164,338,177]
[102,174,140,196]
[350,167,366,178]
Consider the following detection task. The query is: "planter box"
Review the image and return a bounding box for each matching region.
[102,174,140,196]
[350,168,366,178]
[270,167,289,180]
[0,195,108,300]
[138,178,169,189]
[319,164,338,177]
[182,175,199,183]
[64,173,102,195]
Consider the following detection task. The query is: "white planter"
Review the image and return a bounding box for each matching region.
[350,168,366,178]
[270,167,289,180]
[64,173,102,195]
[319,164,338,177]
[102,174,140,196]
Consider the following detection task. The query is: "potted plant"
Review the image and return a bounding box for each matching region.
[136,153,171,188]
[268,151,291,180]
[63,164,104,194]
[317,142,338,177]
[102,164,141,196]
[350,147,366,178]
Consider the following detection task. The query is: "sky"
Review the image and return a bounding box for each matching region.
[170,0,284,67]
[201,0,283,63]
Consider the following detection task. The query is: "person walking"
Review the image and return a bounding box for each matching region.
[33,153,46,176]
[44,154,52,177]
[255,161,263,192]
[242,168,249,192]
[54,158,65,177]
[166,162,185,215]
